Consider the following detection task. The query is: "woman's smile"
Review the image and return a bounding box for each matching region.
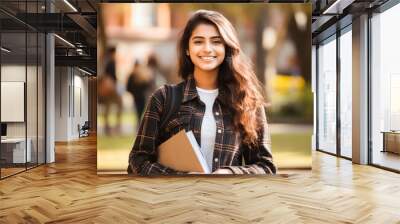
[199,56,217,61]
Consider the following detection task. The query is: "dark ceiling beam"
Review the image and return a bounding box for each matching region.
[0,8,37,31]
[0,12,97,33]
[86,0,97,12]
[312,15,335,34]
[2,12,97,47]
[55,47,96,56]
[11,13,83,32]
[0,18,26,31]
[67,13,96,38]
[55,55,96,71]
[312,0,389,43]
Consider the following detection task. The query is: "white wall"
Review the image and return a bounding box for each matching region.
[1,64,45,163]
[55,66,69,141]
[1,65,28,138]
[55,67,89,141]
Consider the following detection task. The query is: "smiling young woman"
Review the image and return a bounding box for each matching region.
[128,10,277,175]
[187,23,225,90]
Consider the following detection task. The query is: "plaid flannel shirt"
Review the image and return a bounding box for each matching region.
[128,76,276,175]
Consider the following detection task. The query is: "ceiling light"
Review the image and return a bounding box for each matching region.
[63,0,78,12]
[78,67,93,76]
[54,34,75,48]
[322,0,355,15]
[1,47,11,53]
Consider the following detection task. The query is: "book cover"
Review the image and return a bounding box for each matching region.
[157,130,211,174]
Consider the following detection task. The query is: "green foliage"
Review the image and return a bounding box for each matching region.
[270,83,313,123]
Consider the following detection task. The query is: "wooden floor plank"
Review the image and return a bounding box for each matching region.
[0,135,399,223]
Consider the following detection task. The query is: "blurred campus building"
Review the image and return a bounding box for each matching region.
[99,3,312,121]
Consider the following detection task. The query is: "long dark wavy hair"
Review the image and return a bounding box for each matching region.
[177,10,266,147]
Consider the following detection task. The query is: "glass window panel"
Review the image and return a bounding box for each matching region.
[0,1,46,179]
[371,3,400,171]
[27,31,38,169]
[1,30,27,177]
[317,37,337,154]
[1,1,28,178]
[38,32,45,165]
[26,0,39,169]
[339,29,352,158]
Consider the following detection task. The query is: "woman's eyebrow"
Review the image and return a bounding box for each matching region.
[191,35,221,40]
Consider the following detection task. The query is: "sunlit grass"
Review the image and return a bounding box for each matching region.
[97,136,134,150]
[97,112,138,127]
[97,132,312,172]
[272,133,312,170]
[272,133,311,156]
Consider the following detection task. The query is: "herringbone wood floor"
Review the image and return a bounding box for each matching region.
[1,136,400,223]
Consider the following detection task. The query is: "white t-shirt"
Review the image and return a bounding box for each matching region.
[196,87,218,170]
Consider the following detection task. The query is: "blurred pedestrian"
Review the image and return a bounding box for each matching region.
[98,47,123,135]
[147,53,167,89]
[126,61,154,122]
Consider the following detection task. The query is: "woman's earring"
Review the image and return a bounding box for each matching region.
[186,51,189,56]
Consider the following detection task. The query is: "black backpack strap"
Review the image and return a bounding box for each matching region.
[127,83,184,174]
[159,82,184,132]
